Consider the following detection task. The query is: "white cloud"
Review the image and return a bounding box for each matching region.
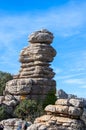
[0,0,86,75]
[55,73,82,80]
[80,85,86,88]
[64,78,86,85]
[0,0,86,41]
[59,50,86,74]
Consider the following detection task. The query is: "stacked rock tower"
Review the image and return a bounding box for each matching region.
[5,29,56,100]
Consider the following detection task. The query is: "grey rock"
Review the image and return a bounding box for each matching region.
[0,96,5,104]
[83,99,86,108]
[57,89,68,99]
[0,118,32,130]
[55,99,69,106]
[68,106,83,117]
[3,100,18,107]
[32,98,86,129]
[27,123,39,130]
[69,98,84,108]
[1,29,56,102]
[45,105,56,113]
[81,108,86,127]
[39,125,47,130]
[5,78,56,95]
[4,94,14,101]
[29,29,54,43]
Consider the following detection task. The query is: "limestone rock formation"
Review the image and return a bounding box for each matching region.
[57,89,78,99]
[28,99,86,130]
[57,89,68,99]
[0,118,31,130]
[81,108,86,127]
[4,29,56,101]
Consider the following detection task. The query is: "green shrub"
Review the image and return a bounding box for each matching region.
[0,71,13,95]
[43,90,57,109]
[14,99,44,122]
[14,91,57,122]
[0,105,12,121]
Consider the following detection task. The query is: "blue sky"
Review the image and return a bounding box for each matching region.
[0,0,86,98]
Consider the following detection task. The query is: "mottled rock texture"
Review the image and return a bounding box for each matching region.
[28,99,86,130]
[0,118,31,130]
[4,29,56,101]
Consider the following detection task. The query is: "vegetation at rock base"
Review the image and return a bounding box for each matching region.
[0,105,13,121]
[14,90,57,122]
[0,71,57,122]
[0,71,13,96]
[14,99,44,122]
[42,90,57,109]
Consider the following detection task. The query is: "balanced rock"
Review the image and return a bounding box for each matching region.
[29,29,54,43]
[4,29,56,101]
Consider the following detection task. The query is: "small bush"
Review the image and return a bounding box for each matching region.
[43,90,57,109]
[0,105,12,121]
[14,99,44,122]
[0,71,13,95]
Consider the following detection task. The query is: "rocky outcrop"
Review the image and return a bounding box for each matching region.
[0,29,56,106]
[81,108,86,127]
[28,98,86,130]
[57,89,78,99]
[0,118,31,130]
[57,89,86,128]
[0,94,18,108]
[57,89,68,99]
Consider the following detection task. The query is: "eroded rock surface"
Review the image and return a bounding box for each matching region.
[0,118,31,130]
[28,99,86,130]
[2,29,56,103]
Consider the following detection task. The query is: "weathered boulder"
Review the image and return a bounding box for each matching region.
[5,78,56,96]
[69,98,84,108]
[81,108,86,127]
[28,116,85,130]
[4,29,56,101]
[0,118,32,130]
[55,99,69,106]
[3,100,18,107]
[28,98,86,130]
[29,29,54,44]
[4,94,14,101]
[0,96,5,104]
[57,89,68,99]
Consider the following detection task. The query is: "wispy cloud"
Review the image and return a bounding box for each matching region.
[79,85,86,88]
[0,0,86,98]
[55,72,85,80]
[0,0,86,39]
[0,0,86,74]
[64,78,86,85]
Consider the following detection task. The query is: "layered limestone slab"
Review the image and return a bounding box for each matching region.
[4,29,56,101]
[29,98,85,130]
[29,116,85,130]
[5,78,56,95]
[29,29,54,43]
[0,118,31,130]
[45,99,83,118]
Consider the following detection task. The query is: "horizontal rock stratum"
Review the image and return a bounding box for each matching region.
[3,29,56,102]
[28,98,86,130]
